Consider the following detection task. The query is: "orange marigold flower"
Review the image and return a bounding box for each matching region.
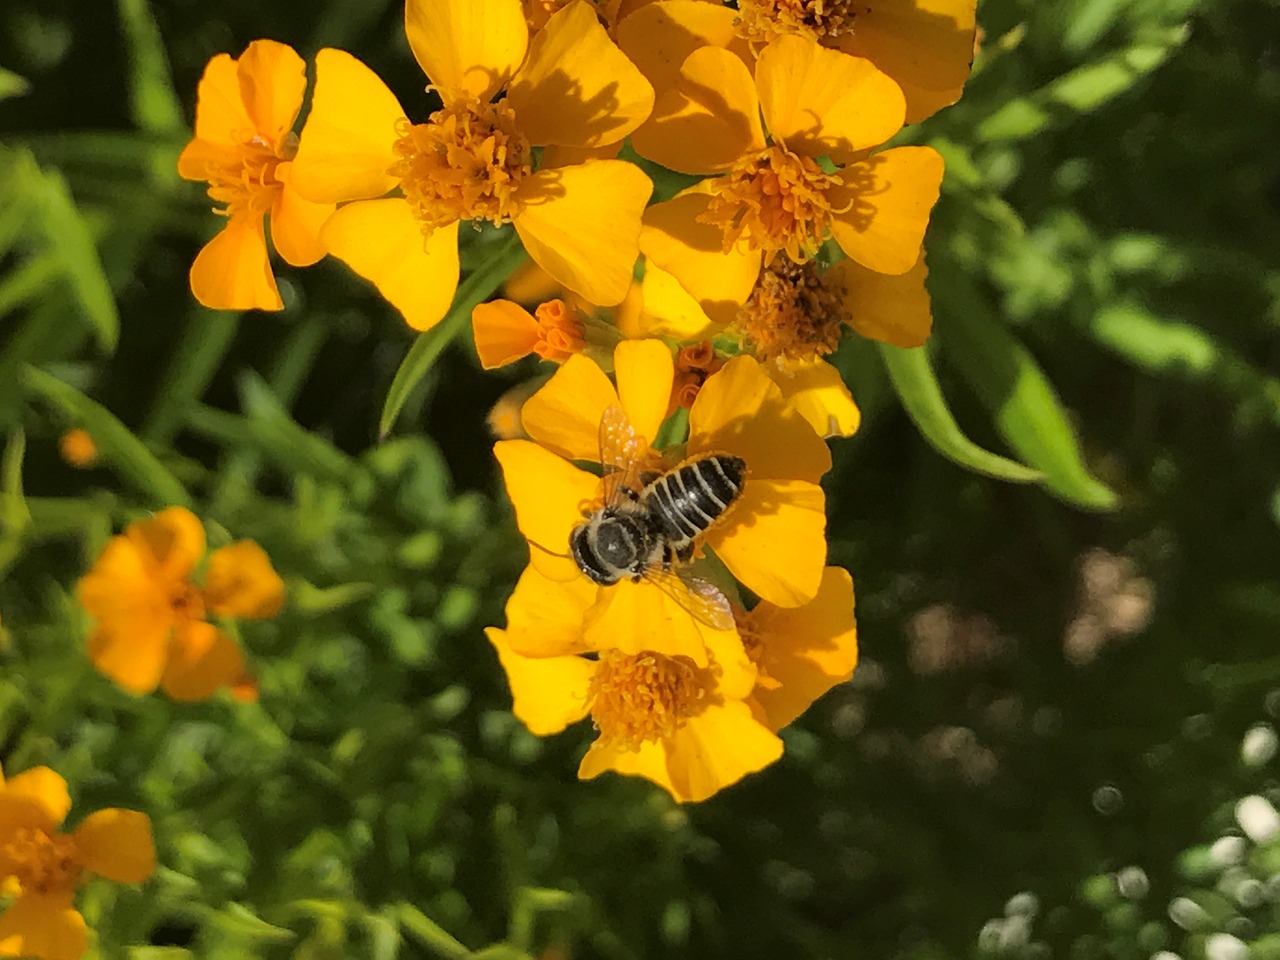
[76,507,284,701]
[0,764,154,960]
[617,0,977,124]
[496,340,831,618]
[486,568,783,802]
[288,0,654,332]
[58,430,96,469]
[177,40,335,312]
[472,299,588,369]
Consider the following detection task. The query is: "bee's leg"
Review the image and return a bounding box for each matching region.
[674,542,695,564]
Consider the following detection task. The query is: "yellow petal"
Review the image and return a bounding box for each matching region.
[630,46,764,174]
[76,536,170,632]
[493,440,599,581]
[190,214,283,312]
[72,809,156,884]
[160,621,245,702]
[176,137,231,183]
[269,171,334,268]
[289,49,403,204]
[687,356,831,482]
[126,507,206,584]
[830,252,932,347]
[747,567,857,731]
[0,892,86,960]
[638,263,720,340]
[514,160,652,307]
[539,141,624,168]
[578,738,670,790]
[322,201,460,332]
[502,259,561,304]
[640,192,760,328]
[405,0,527,104]
[508,1,654,148]
[1,767,70,830]
[581,579,712,665]
[829,146,944,276]
[86,623,170,696]
[203,541,285,620]
[615,0,748,92]
[472,299,542,369]
[614,339,674,448]
[706,478,827,607]
[235,39,306,151]
[521,353,619,461]
[487,628,594,735]
[503,564,597,658]
[191,53,252,148]
[755,36,904,162]
[835,0,977,124]
[764,358,862,439]
[659,700,784,801]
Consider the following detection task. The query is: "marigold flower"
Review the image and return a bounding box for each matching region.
[58,430,97,469]
[76,507,284,701]
[288,0,654,331]
[495,339,831,614]
[177,40,335,311]
[471,296,631,371]
[738,566,858,731]
[634,35,942,283]
[486,569,783,802]
[617,0,977,123]
[0,764,154,960]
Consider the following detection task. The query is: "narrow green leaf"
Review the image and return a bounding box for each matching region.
[21,365,190,507]
[0,67,29,101]
[116,0,184,136]
[238,374,365,484]
[879,344,1044,483]
[396,904,470,959]
[380,232,527,438]
[207,904,296,944]
[939,299,1119,510]
[0,431,30,578]
[142,310,240,444]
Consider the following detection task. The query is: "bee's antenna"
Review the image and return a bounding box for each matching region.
[529,539,573,562]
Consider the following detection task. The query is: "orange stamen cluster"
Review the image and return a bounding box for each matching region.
[701,146,845,264]
[736,259,849,362]
[588,650,709,749]
[670,341,724,413]
[198,134,293,220]
[735,0,859,46]
[3,828,83,895]
[391,97,532,238]
[532,300,587,363]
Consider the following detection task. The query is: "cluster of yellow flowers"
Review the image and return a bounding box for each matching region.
[169,0,975,801]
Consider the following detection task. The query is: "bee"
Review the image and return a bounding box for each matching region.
[568,405,745,629]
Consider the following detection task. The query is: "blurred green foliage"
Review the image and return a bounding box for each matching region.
[1,0,1279,958]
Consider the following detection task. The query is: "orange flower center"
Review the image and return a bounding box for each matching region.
[736,259,848,362]
[169,582,206,623]
[200,134,293,220]
[532,300,587,362]
[391,97,532,238]
[735,0,858,45]
[733,610,782,690]
[670,341,724,413]
[2,828,82,895]
[588,650,710,749]
[701,145,844,264]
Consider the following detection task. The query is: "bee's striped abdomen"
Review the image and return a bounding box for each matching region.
[646,455,746,549]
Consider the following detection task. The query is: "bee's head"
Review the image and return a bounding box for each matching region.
[571,520,618,585]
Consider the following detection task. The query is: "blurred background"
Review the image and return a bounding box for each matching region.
[1,0,1279,957]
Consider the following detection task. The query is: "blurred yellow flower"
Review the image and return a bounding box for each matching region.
[289,0,654,331]
[57,430,96,469]
[0,764,153,960]
[76,507,284,701]
[177,40,334,311]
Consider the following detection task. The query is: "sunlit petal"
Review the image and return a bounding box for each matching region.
[1,768,70,830]
[615,339,674,447]
[73,809,156,884]
[830,252,932,347]
[191,54,252,148]
[472,299,542,369]
[488,629,594,735]
[269,171,334,268]
[582,579,712,665]
[405,0,528,104]
[659,700,784,802]
[829,146,944,276]
[521,353,619,461]
[764,358,862,439]
[615,0,749,92]
[235,39,306,151]
[190,214,283,312]
[503,564,597,658]
[493,440,599,581]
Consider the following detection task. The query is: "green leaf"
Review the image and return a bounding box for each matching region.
[0,67,29,102]
[116,0,184,136]
[0,431,30,578]
[878,344,1044,484]
[21,365,190,506]
[939,301,1119,511]
[207,903,297,944]
[380,231,527,438]
[238,374,366,484]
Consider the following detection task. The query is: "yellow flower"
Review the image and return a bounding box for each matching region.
[495,339,831,615]
[288,0,655,331]
[738,566,858,731]
[486,570,783,802]
[177,40,335,311]
[633,34,942,279]
[57,430,96,469]
[76,507,284,701]
[617,0,977,123]
[0,764,154,960]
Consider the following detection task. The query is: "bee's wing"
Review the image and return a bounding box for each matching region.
[598,404,649,508]
[643,565,736,632]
